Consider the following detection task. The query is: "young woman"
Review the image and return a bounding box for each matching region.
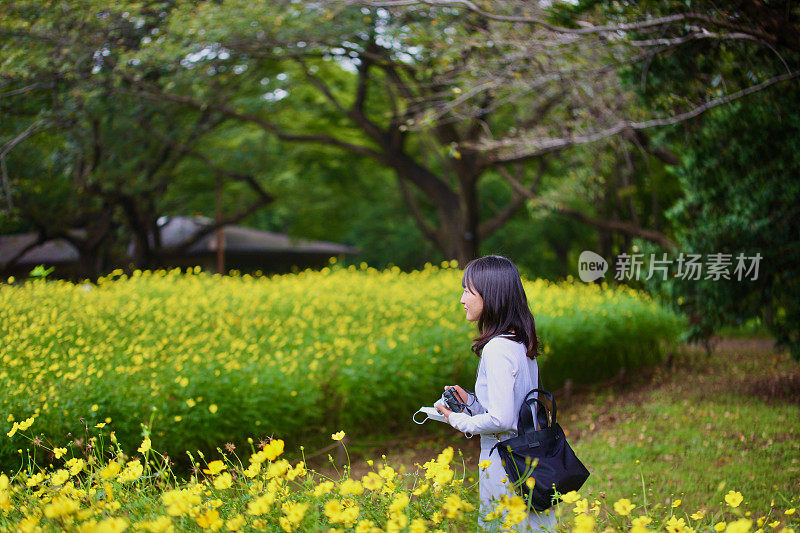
[436,255,556,532]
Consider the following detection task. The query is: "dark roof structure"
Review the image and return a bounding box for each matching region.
[0,230,84,266]
[144,215,359,256]
[0,216,359,279]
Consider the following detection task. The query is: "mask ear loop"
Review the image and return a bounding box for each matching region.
[412,410,429,424]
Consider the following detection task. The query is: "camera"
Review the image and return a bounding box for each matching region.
[442,388,465,412]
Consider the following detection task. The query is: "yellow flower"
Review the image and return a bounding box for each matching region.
[213,472,233,490]
[43,496,80,519]
[247,492,275,516]
[313,481,334,496]
[716,522,729,532]
[263,439,285,461]
[100,461,121,480]
[162,487,202,516]
[672,499,682,508]
[339,478,364,496]
[266,459,291,479]
[412,483,429,496]
[202,460,226,475]
[281,501,309,527]
[196,508,221,530]
[50,469,70,486]
[95,422,106,428]
[208,404,218,414]
[574,513,596,533]
[614,498,635,516]
[573,498,589,514]
[67,458,85,476]
[355,520,381,533]
[53,447,68,459]
[692,510,707,520]
[389,492,410,514]
[786,509,796,516]
[768,522,780,529]
[117,460,143,483]
[138,515,174,533]
[331,431,345,441]
[362,472,383,491]
[324,500,343,521]
[561,491,581,504]
[666,516,686,533]
[726,491,744,508]
[138,437,152,453]
[79,517,129,533]
[225,515,246,532]
[244,462,261,478]
[632,516,652,527]
[726,519,753,533]
[379,465,396,481]
[479,459,492,469]
[286,462,306,481]
[442,494,473,518]
[409,519,427,533]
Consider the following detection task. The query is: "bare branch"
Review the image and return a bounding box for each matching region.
[354,1,776,43]
[0,119,49,158]
[0,82,56,100]
[482,69,800,165]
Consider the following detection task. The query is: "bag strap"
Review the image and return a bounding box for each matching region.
[518,388,557,432]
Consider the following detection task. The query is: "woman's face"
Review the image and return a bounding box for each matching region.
[460,281,484,322]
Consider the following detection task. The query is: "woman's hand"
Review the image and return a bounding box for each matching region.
[435,402,453,423]
[444,384,470,404]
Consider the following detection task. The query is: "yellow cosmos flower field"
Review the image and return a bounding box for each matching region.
[0,425,796,533]
[0,260,683,468]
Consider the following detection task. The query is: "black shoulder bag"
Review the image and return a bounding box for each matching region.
[489,388,590,511]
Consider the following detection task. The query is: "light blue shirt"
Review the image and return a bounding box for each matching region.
[448,334,540,436]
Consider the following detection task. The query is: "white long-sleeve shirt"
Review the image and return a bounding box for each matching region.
[447,334,540,436]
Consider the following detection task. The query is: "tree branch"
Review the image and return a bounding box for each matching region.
[118,81,389,164]
[478,159,546,240]
[397,175,439,245]
[355,1,776,43]
[481,69,800,165]
[500,164,676,248]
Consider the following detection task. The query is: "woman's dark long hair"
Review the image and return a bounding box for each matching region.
[462,255,539,360]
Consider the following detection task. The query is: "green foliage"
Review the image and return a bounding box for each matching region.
[0,265,683,470]
[664,91,800,359]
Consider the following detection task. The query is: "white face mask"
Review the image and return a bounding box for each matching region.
[412,406,447,425]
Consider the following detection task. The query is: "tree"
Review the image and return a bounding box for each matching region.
[120,0,689,266]
[615,0,800,358]
[0,1,275,277]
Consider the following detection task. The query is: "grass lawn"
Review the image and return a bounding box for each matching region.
[318,337,799,523]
